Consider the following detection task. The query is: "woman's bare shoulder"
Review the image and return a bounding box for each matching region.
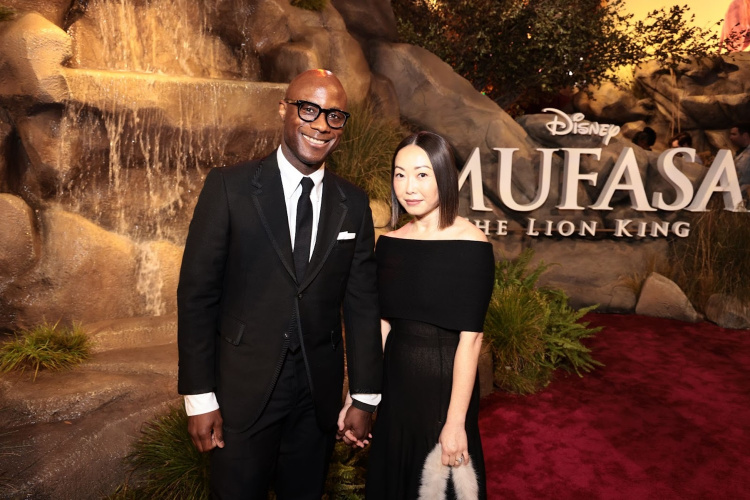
[384,223,412,239]
[450,217,488,242]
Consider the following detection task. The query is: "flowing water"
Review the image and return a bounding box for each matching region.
[53,0,277,313]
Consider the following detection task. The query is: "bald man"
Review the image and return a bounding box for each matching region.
[177,70,382,499]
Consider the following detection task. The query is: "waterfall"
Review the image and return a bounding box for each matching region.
[53,0,279,316]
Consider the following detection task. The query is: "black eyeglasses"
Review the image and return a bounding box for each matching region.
[284,100,350,129]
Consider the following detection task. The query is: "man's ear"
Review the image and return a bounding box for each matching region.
[279,101,287,121]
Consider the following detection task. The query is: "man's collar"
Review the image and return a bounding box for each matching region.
[276,147,325,200]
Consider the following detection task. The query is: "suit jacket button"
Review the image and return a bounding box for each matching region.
[284,332,289,338]
[298,293,303,299]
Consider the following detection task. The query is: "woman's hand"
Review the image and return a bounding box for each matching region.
[439,421,469,467]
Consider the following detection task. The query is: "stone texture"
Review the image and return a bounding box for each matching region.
[2,208,141,332]
[636,272,702,323]
[371,42,533,161]
[86,315,177,354]
[705,294,750,330]
[0,13,71,104]
[331,0,398,42]
[0,0,71,28]
[0,118,10,192]
[0,332,180,499]
[573,81,654,123]
[67,0,246,80]
[367,72,401,123]
[15,108,70,199]
[0,194,37,286]
[238,0,372,103]
[529,238,651,313]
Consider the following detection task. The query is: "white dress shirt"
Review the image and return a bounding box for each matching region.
[185,147,379,416]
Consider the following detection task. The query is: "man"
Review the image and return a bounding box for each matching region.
[177,69,382,499]
[729,124,750,199]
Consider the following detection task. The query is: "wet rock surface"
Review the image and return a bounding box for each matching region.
[0,316,179,499]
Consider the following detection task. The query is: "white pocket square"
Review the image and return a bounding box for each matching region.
[337,231,356,240]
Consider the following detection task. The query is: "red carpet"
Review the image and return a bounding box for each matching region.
[479,313,750,499]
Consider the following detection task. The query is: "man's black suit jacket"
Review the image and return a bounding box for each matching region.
[177,152,382,433]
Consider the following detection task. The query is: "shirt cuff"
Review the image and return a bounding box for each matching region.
[351,393,381,412]
[184,392,220,416]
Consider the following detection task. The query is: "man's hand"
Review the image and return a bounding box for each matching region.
[187,409,225,452]
[336,405,372,448]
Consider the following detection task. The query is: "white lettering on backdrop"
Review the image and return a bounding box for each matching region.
[542,108,621,145]
[458,145,746,238]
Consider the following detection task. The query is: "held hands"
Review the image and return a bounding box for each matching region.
[439,420,470,467]
[336,394,373,448]
[187,409,225,452]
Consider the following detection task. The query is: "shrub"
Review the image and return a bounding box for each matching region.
[112,405,369,499]
[0,321,90,380]
[484,249,602,394]
[323,442,368,499]
[670,199,750,312]
[124,406,210,500]
[328,101,407,205]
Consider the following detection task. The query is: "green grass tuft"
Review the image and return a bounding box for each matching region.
[112,405,369,499]
[328,101,407,205]
[290,0,327,12]
[0,321,91,381]
[126,406,211,500]
[484,249,603,394]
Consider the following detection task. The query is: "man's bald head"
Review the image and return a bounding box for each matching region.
[285,69,347,110]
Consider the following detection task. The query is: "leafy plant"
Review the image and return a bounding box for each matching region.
[632,5,720,75]
[392,0,722,115]
[328,101,407,204]
[290,0,327,12]
[0,321,90,380]
[323,442,369,500]
[122,406,210,500]
[484,249,602,394]
[111,405,370,499]
[670,199,750,312]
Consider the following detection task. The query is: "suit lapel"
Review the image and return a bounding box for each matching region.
[250,155,296,282]
[300,174,348,290]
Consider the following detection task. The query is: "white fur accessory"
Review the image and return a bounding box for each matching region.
[418,443,479,500]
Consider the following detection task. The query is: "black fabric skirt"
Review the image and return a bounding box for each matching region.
[365,319,486,499]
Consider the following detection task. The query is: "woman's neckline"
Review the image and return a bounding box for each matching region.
[379,234,491,244]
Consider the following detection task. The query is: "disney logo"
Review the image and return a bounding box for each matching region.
[543,108,621,146]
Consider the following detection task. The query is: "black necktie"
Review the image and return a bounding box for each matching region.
[293,177,315,283]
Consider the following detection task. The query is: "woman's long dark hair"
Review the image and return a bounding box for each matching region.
[390,131,459,229]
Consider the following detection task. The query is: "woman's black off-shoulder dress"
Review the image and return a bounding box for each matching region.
[366,235,495,499]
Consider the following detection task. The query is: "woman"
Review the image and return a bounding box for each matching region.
[365,131,495,499]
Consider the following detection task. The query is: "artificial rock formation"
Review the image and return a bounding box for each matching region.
[575,53,750,153]
[635,272,702,323]
[705,294,750,330]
